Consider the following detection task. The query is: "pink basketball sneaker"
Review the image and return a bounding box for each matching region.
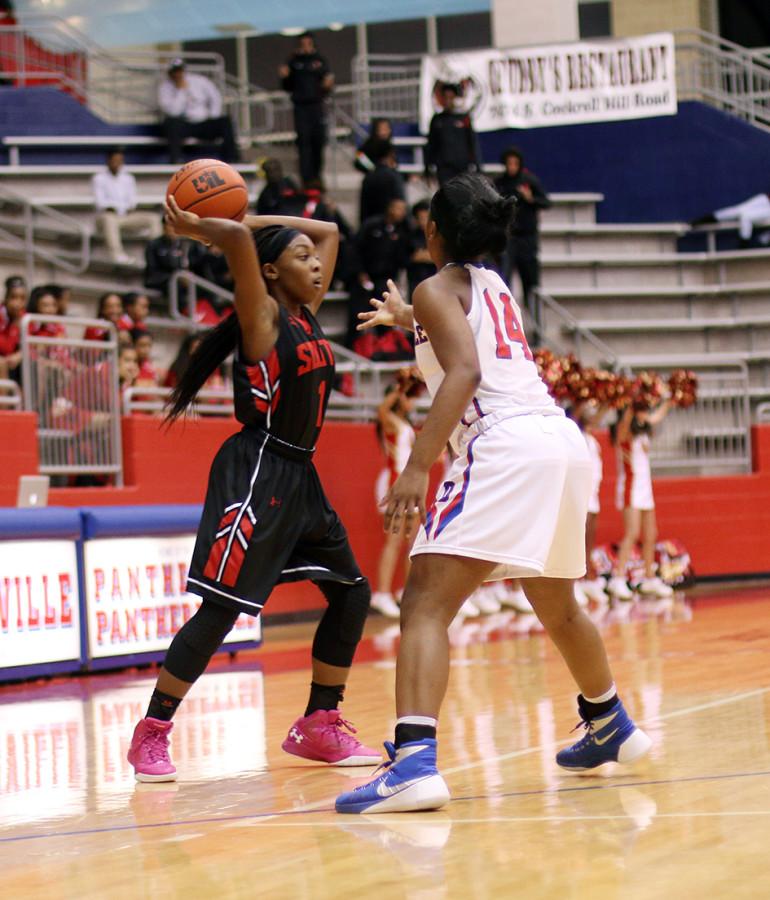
[127,717,177,782]
[282,710,381,766]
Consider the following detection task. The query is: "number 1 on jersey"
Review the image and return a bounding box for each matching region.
[315,381,327,428]
[482,288,533,361]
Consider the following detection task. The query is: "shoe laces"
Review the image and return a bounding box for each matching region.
[144,727,171,763]
[569,717,597,749]
[352,742,395,792]
[322,712,361,747]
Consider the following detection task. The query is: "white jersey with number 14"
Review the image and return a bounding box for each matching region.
[413,264,560,444]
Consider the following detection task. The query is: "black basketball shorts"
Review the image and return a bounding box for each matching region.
[186,427,364,616]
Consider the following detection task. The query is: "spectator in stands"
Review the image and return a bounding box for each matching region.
[690,191,770,248]
[495,146,550,325]
[348,197,410,347]
[189,244,235,323]
[359,140,405,225]
[406,199,436,298]
[121,291,150,333]
[144,218,199,301]
[425,83,480,185]
[27,286,66,337]
[159,60,239,165]
[84,292,124,342]
[35,283,72,317]
[354,118,394,173]
[118,345,139,397]
[92,148,161,266]
[256,158,302,216]
[131,328,158,387]
[0,275,26,382]
[279,32,333,184]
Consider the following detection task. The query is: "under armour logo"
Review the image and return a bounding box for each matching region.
[270,496,283,508]
[289,728,303,743]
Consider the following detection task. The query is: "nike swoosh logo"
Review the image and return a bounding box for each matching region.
[594,728,619,746]
[376,775,431,798]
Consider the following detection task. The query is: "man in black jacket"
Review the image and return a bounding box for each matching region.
[359,140,405,225]
[279,32,333,184]
[495,146,551,325]
[347,198,410,346]
[256,158,302,216]
[425,83,480,185]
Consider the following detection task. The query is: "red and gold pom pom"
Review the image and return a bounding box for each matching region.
[668,369,698,408]
[630,371,665,411]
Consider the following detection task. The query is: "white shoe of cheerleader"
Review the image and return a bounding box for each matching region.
[638,576,674,598]
[370,591,401,618]
[573,581,589,608]
[582,578,610,604]
[472,586,502,615]
[607,576,634,601]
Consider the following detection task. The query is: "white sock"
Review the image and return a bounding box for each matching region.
[396,715,438,728]
[583,683,617,705]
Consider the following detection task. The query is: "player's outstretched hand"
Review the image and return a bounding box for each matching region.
[164,195,204,242]
[357,278,409,331]
[384,464,428,539]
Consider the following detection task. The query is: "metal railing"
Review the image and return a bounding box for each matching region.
[536,289,619,367]
[614,358,752,475]
[123,385,233,417]
[675,29,770,131]
[168,270,234,323]
[0,379,22,409]
[20,314,123,484]
[0,183,90,283]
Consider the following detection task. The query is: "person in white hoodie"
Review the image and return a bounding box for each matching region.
[91,148,160,265]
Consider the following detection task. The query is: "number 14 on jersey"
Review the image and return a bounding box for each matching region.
[482,288,533,361]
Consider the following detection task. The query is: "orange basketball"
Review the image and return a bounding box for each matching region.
[166,158,249,222]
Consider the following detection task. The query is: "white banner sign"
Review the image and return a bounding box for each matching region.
[84,535,260,659]
[420,32,677,132]
[0,540,81,669]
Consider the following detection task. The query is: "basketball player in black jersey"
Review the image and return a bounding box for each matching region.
[127,196,379,781]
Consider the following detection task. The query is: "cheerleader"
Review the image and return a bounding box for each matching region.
[608,400,673,600]
[371,370,422,617]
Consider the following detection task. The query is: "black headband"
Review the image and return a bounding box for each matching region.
[256,226,302,264]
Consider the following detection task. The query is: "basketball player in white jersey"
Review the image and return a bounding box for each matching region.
[336,174,651,814]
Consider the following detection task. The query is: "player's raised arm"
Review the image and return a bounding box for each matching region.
[243,214,338,315]
[165,197,279,364]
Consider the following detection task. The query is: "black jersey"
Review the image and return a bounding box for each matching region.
[232,304,334,450]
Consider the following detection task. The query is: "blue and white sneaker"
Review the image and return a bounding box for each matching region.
[335,739,450,814]
[556,698,652,771]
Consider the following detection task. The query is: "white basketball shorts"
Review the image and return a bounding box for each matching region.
[411,413,592,579]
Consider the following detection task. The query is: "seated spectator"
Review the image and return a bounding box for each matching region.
[131,328,158,387]
[35,283,72,317]
[84,292,124,342]
[27,286,66,337]
[354,118,394,173]
[0,275,26,382]
[158,59,239,164]
[349,197,410,348]
[92,148,161,265]
[118,345,139,399]
[190,244,235,322]
[0,275,25,330]
[144,218,199,300]
[256,158,302,216]
[690,190,770,248]
[359,140,405,225]
[406,199,436,298]
[120,292,150,333]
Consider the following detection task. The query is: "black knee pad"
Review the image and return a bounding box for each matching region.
[164,600,239,683]
[312,578,371,668]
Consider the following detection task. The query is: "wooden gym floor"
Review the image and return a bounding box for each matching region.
[2,585,769,899]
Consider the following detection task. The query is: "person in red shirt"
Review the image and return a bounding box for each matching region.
[119,291,150,333]
[131,328,158,386]
[0,275,27,381]
[27,287,67,338]
[84,291,124,342]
